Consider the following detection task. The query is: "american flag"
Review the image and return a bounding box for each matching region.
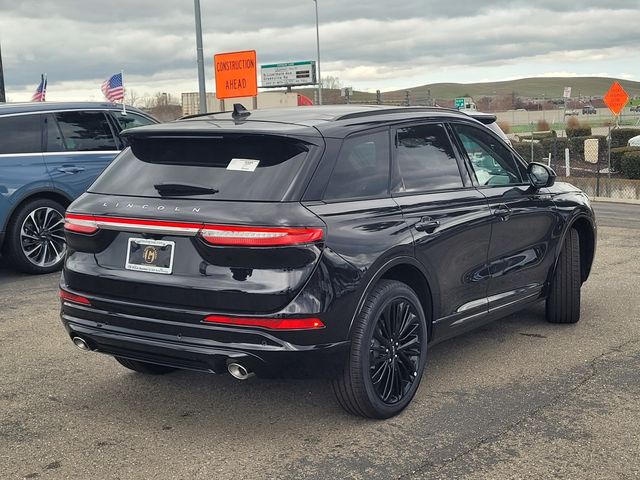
[31,74,47,102]
[101,73,125,103]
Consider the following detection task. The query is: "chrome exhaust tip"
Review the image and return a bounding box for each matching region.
[227,362,254,380]
[72,336,91,352]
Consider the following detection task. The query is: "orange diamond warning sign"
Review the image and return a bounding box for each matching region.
[603,82,629,116]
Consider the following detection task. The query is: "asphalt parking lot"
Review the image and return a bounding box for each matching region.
[1,202,639,479]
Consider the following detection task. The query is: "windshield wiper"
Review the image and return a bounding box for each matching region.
[153,183,219,197]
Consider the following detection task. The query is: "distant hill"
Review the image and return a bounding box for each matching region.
[387,76,640,100]
[292,76,640,104]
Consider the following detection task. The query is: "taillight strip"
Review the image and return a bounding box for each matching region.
[65,214,202,235]
[200,225,323,246]
[64,214,323,245]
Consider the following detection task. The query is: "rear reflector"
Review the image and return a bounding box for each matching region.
[59,289,92,306]
[203,315,325,330]
[200,225,323,246]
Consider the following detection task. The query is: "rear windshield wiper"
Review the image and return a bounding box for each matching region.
[153,183,219,197]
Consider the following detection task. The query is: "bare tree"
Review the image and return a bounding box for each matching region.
[322,76,342,90]
[125,89,142,107]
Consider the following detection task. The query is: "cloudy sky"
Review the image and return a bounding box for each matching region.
[1,0,638,102]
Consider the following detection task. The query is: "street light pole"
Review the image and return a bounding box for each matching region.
[0,42,6,103]
[313,0,322,105]
[193,0,207,114]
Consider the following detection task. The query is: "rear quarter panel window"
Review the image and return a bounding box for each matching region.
[323,130,390,201]
[0,115,42,154]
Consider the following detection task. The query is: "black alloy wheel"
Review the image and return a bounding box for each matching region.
[369,297,423,404]
[332,279,428,418]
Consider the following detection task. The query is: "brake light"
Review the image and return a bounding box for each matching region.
[203,315,325,330]
[64,214,99,234]
[59,289,92,306]
[200,225,323,246]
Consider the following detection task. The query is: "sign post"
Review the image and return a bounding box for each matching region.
[603,82,630,182]
[563,86,571,118]
[214,50,258,102]
[603,81,629,118]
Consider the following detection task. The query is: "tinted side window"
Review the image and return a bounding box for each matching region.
[44,115,65,152]
[0,115,42,154]
[323,131,390,201]
[111,112,155,131]
[394,123,463,193]
[453,124,523,186]
[54,111,117,151]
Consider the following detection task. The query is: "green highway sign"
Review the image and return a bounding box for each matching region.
[454,98,465,109]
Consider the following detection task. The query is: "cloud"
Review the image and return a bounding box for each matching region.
[0,1,637,100]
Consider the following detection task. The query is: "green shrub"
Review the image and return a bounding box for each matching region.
[569,135,606,162]
[536,119,550,131]
[512,141,543,163]
[565,126,592,138]
[610,146,640,172]
[497,121,511,134]
[610,128,640,148]
[621,151,640,179]
[540,137,569,162]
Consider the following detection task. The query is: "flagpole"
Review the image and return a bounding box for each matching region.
[121,70,126,115]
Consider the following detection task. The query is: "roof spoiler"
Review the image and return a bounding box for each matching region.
[461,111,497,125]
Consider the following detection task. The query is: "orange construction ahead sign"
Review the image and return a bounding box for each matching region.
[603,82,629,116]
[214,50,257,100]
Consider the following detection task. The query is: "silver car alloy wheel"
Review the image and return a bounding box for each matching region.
[20,207,66,268]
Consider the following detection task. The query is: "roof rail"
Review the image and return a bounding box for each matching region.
[334,106,457,121]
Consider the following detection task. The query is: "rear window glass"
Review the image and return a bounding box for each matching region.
[89,135,313,201]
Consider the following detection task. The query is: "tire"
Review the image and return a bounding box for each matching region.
[332,280,428,419]
[114,357,177,375]
[546,228,581,324]
[3,198,67,274]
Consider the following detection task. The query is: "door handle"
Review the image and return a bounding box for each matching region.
[414,217,440,233]
[494,204,511,221]
[57,166,85,174]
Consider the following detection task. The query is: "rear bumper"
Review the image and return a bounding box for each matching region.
[61,301,349,378]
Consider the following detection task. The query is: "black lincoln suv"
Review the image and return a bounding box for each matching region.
[60,105,596,418]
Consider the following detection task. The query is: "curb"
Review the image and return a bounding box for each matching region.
[590,196,640,205]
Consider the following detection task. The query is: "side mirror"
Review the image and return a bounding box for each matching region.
[527,162,556,189]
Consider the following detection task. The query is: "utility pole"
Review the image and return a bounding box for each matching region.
[0,42,6,103]
[313,0,322,105]
[193,0,207,114]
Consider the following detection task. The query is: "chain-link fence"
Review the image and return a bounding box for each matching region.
[512,127,640,200]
